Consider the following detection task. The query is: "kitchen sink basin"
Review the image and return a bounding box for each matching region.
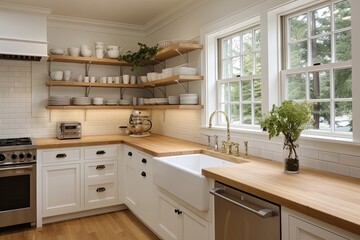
[153,154,237,211]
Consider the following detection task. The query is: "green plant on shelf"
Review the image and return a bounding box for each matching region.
[119,43,159,71]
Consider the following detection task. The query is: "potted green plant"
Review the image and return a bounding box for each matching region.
[119,43,159,71]
[260,100,313,173]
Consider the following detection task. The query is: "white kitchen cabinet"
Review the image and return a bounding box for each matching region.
[158,192,209,240]
[38,144,122,222]
[124,145,156,230]
[42,163,81,217]
[282,207,359,240]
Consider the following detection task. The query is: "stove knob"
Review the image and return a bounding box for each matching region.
[26,152,33,159]
[0,153,5,162]
[19,153,25,159]
[11,153,17,160]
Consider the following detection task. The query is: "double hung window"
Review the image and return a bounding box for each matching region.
[282,0,352,134]
[218,26,261,127]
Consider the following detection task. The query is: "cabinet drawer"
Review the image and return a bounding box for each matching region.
[84,145,118,160]
[85,161,117,180]
[42,148,81,164]
[85,180,117,207]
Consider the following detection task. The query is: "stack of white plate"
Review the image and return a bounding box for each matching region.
[92,97,104,105]
[105,99,118,105]
[168,96,180,105]
[149,98,157,105]
[119,99,131,106]
[143,99,151,105]
[147,72,158,82]
[174,67,197,75]
[180,94,198,105]
[73,97,91,105]
[155,98,168,105]
[162,68,174,78]
[48,96,71,106]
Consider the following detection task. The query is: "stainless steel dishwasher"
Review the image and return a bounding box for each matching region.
[210,181,281,240]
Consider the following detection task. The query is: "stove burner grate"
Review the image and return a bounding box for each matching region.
[0,137,32,147]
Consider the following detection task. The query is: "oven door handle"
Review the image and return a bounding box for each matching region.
[210,188,273,218]
[0,165,33,171]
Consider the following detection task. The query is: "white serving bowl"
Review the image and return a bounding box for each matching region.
[107,50,120,59]
[81,48,92,57]
[68,47,80,57]
[49,48,65,55]
[168,96,180,105]
[147,72,158,82]
[119,99,131,106]
[157,40,173,49]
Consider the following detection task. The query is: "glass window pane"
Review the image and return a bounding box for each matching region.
[221,59,231,79]
[220,83,228,102]
[242,32,253,54]
[230,104,240,123]
[334,68,352,98]
[241,80,251,101]
[253,79,261,101]
[232,57,241,78]
[287,73,306,100]
[334,0,351,30]
[335,101,352,132]
[311,35,331,65]
[310,6,331,36]
[311,102,331,130]
[220,104,228,123]
[335,30,351,62]
[309,71,330,99]
[255,52,261,74]
[242,104,252,124]
[289,41,308,69]
[222,38,231,58]
[254,103,262,125]
[289,14,307,41]
[242,54,253,76]
[254,29,261,50]
[230,82,239,101]
[231,36,241,56]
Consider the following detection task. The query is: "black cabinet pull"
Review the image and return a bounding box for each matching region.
[96,150,106,155]
[96,187,106,192]
[96,165,106,170]
[128,152,132,156]
[56,153,67,158]
[142,158,147,164]
[174,209,182,215]
[141,171,146,177]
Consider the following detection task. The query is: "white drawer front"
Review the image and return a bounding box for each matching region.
[85,161,117,180]
[42,148,81,164]
[85,180,117,206]
[84,145,118,160]
[138,154,153,173]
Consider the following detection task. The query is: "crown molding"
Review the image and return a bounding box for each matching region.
[143,0,209,36]
[0,2,51,15]
[48,15,146,37]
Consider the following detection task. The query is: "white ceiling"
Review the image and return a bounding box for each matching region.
[1,0,197,26]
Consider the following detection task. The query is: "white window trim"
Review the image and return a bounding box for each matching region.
[201,0,360,143]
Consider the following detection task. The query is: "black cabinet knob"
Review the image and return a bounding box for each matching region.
[142,158,147,164]
[141,171,146,177]
[128,152,132,156]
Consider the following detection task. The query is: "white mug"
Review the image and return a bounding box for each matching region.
[95,48,105,58]
[90,76,96,83]
[50,71,63,81]
[132,97,137,106]
[77,75,83,82]
[107,76,113,84]
[123,75,130,84]
[114,76,120,84]
[100,76,107,83]
[138,97,144,106]
[63,70,72,81]
[130,75,136,84]
[84,76,90,82]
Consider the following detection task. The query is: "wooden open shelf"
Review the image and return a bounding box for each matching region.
[47,75,203,88]
[46,105,204,110]
[47,43,203,66]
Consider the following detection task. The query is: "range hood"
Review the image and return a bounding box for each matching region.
[0,3,51,61]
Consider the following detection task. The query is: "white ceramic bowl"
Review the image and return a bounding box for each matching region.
[147,72,158,82]
[157,40,173,49]
[68,47,80,57]
[49,48,65,55]
[81,48,92,57]
[168,96,180,105]
[107,50,120,59]
[119,99,131,106]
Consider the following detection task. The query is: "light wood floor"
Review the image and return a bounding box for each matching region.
[0,210,160,240]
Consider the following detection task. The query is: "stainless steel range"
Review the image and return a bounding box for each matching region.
[0,137,37,228]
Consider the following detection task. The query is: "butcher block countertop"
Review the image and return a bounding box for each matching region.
[35,134,360,236]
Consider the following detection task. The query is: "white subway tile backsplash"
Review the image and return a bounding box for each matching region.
[350,167,360,178]
[327,163,350,176]
[300,148,319,159]
[307,159,328,171]
[339,154,360,168]
[318,151,339,163]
